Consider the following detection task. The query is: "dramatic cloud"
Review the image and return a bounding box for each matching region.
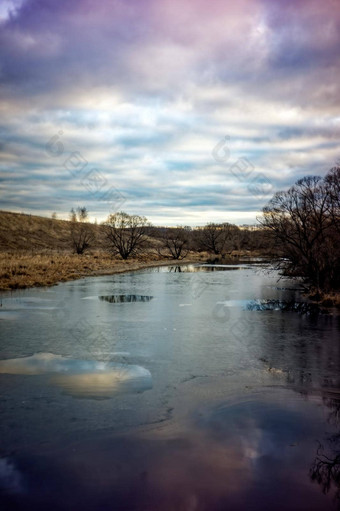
[0,0,339,224]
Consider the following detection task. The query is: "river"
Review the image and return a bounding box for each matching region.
[0,261,340,510]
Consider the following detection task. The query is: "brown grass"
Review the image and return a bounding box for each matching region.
[0,251,113,289]
[319,293,340,308]
[0,210,104,251]
[0,250,205,290]
[0,211,169,289]
[308,290,340,309]
[0,210,254,290]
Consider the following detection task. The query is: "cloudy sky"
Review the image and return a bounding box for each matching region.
[0,0,339,225]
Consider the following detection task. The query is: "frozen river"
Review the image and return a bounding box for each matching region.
[1,262,340,510]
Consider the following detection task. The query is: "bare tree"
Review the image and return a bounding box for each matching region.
[259,173,340,291]
[70,208,77,222]
[325,166,340,234]
[195,222,237,255]
[157,227,190,260]
[105,212,151,259]
[69,207,95,254]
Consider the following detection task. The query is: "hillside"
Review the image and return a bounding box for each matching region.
[0,211,200,290]
[0,211,103,252]
[0,210,272,291]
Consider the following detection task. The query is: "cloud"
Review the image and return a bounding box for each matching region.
[0,0,340,224]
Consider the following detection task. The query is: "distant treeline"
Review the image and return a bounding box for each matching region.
[0,209,272,256]
[68,208,274,260]
[5,162,339,295]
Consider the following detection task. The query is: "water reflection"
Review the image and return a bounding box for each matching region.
[0,458,23,495]
[1,389,336,510]
[0,296,56,310]
[246,299,326,314]
[51,368,152,398]
[0,353,152,398]
[99,295,153,303]
[1,261,340,509]
[310,391,340,504]
[197,264,247,271]
[138,262,255,273]
[168,264,247,272]
[168,265,183,272]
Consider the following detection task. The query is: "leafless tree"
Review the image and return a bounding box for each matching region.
[105,212,151,259]
[69,207,95,254]
[195,222,237,255]
[259,172,340,291]
[157,227,190,260]
[325,166,340,234]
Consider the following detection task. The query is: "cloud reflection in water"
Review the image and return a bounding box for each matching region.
[0,353,152,398]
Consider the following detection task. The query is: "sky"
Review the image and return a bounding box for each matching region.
[0,0,340,226]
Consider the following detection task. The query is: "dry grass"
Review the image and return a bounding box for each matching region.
[0,251,149,290]
[0,250,204,290]
[308,290,340,309]
[319,293,340,308]
[0,210,249,290]
[0,211,161,289]
[0,210,206,290]
[0,251,110,289]
[0,210,103,251]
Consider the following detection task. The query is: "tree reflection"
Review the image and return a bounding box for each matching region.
[310,394,340,506]
[168,265,182,272]
[310,444,340,504]
[99,295,153,303]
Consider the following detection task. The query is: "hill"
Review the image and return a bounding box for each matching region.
[0,211,102,252]
[0,210,271,291]
[0,211,200,290]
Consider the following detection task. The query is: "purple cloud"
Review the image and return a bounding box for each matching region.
[0,0,339,224]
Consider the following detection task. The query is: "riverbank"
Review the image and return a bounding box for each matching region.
[0,210,276,291]
[0,246,271,291]
[2,251,339,311]
[0,251,207,291]
[308,290,340,309]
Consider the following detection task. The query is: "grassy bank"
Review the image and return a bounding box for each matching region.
[0,210,201,290]
[0,251,206,291]
[0,210,272,291]
[308,290,340,308]
[0,247,270,291]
